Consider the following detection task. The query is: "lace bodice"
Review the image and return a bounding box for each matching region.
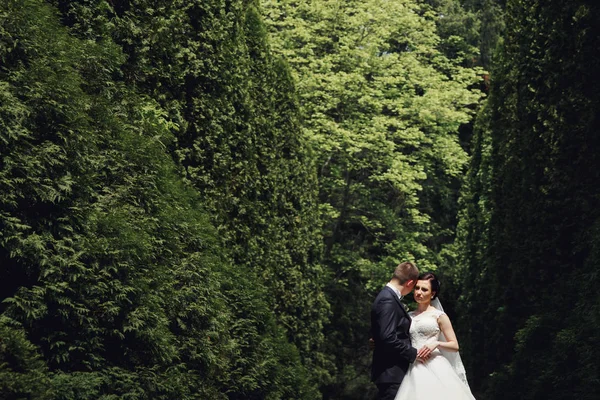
[408,309,445,349]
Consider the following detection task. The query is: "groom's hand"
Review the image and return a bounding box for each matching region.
[368,337,375,350]
[416,346,432,362]
[417,343,435,360]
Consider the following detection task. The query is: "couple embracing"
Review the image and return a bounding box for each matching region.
[371,262,475,400]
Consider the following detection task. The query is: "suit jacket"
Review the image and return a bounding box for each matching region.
[370,286,418,384]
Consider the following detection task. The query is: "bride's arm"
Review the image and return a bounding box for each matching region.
[435,314,460,352]
[421,314,460,353]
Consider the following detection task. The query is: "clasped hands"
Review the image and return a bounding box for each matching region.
[368,338,437,363]
[416,341,438,362]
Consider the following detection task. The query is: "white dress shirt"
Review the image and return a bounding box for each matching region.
[386,282,403,300]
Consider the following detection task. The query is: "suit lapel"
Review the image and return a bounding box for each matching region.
[384,286,411,320]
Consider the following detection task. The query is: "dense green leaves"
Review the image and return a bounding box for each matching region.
[262,0,484,396]
[7,0,595,399]
[0,316,52,399]
[263,0,482,282]
[457,1,600,399]
[1,0,323,398]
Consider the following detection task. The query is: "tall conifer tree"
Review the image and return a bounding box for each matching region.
[458,1,600,398]
[1,0,322,398]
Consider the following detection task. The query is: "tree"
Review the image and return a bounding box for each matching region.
[457,1,600,399]
[1,1,320,398]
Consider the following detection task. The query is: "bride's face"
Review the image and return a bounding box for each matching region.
[414,280,434,304]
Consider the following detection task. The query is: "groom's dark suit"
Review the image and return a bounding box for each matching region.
[371,285,417,400]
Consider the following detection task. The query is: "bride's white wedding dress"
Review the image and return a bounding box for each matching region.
[395,308,475,400]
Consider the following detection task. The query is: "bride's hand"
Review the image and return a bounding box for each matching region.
[417,341,438,360]
[416,354,431,363]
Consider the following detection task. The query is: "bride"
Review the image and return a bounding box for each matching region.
[394,272,475,400]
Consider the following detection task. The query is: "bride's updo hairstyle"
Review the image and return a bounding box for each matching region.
[418,272,441,300]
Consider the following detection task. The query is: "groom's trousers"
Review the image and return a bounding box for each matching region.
[376,383,400,400]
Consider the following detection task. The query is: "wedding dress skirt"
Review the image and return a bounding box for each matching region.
[395,309,475,400]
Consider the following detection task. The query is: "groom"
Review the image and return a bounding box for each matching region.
[370,261,420,400]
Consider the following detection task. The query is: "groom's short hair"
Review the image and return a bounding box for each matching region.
[393,261,419,283]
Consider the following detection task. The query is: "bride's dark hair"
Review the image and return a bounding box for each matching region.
[418,272,440,299]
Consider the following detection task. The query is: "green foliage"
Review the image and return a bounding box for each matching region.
[457,1,600,398]
[49,1,329,387]
[262,0,484,396]
[0,0,522,398]
[457,0,506,68]
[1,0,323,398]
[420,0,481,65]
[0,316,52,399]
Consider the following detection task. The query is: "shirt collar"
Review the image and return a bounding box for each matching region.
[386,282,403,300]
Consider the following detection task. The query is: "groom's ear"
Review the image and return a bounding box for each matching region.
[407,279,416,288]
